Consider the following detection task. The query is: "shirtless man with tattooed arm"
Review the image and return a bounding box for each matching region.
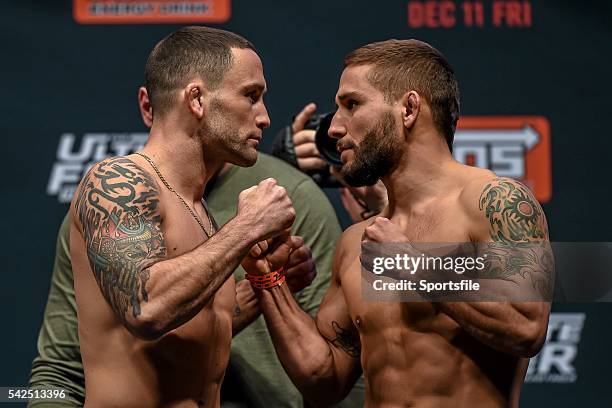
[247,39,552,407]
[69,27,298,407]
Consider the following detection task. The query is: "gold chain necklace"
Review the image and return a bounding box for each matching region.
[135,152,213,238]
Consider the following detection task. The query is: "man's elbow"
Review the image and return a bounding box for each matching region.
[301,359,352,406]
[125,304,171,341]
[129,322,164,342]
[512,318,548,357]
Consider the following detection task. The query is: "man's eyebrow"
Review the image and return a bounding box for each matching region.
[242,82,267,93]
[337,90,363,101]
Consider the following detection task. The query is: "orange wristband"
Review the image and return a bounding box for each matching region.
[246,268,285,290]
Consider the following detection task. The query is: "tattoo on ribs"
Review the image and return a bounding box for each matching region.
[330,321,361,358]
[479,178,553,299]
[75,157,166,320]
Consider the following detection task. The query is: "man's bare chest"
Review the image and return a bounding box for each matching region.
[157,196,235,332]
[160,195,215,257]
[339,210,470,336]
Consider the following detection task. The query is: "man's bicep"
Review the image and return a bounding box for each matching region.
[316,279,361,359]
[73,157,167,323]
[313,276,363,397]
[314,221,367,358]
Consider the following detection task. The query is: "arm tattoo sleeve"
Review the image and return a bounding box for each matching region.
[74,157,166,321]
[330,321,361,358]
[478,178,553,299]
[479,178,547,243]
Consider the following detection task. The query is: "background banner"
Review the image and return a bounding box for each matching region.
[2,1,611,405]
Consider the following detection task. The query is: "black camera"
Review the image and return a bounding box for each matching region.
[305,111,342,167]
[272,110,342,188]
[302,111,341,187]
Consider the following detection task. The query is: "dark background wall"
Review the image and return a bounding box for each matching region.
[2,0,611,405]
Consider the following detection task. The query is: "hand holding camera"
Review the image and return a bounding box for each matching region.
[272,104,340,187]
[292,103,328,172]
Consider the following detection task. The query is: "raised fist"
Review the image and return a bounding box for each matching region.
[241,233,316,293]
[362,217,408,243]
[281,236,317,293]
[237,178,296,241]
[242,231,294,276]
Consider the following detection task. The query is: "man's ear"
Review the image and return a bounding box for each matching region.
[138,86,153,128]
[185,82,205,119]
[400,90,421,131]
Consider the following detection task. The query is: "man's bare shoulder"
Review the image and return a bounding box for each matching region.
[332,218,376,280]
[71,155,162,230]
[339,218,375,250]
[457,170,496,215]
[459,174,548,242]
[70,155,167,323]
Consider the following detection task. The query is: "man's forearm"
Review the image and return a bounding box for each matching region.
[232,303,260,335]
[232,280,261,335]
[435,241,552,357]
[257,284,347,405]
[437,301,550,357]
[132,216,258,340]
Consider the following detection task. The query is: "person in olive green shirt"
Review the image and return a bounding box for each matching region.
[29,152,364,407]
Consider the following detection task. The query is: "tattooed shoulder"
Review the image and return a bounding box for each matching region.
[478,177,553,299]
[478,177,548,243]
[74,157,166,322]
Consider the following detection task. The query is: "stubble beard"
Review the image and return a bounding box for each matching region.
[200,98,257,167]
[342,111,400,187]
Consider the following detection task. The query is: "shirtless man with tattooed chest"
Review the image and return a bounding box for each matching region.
[247,39,552,407]
[70,27,298,407]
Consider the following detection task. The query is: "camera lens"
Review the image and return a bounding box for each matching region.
[314,111,342,167]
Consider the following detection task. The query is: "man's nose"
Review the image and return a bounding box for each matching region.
[256,104,271,129]
[328,112,346,140]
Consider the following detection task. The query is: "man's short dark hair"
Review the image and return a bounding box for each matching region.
[144,26,256,116]
[344,39,460,152]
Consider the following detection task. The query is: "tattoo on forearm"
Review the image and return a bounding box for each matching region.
[75,158,166,320]
[479,178,553,298]
[330,321,361,358]
[234,305,242,317]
